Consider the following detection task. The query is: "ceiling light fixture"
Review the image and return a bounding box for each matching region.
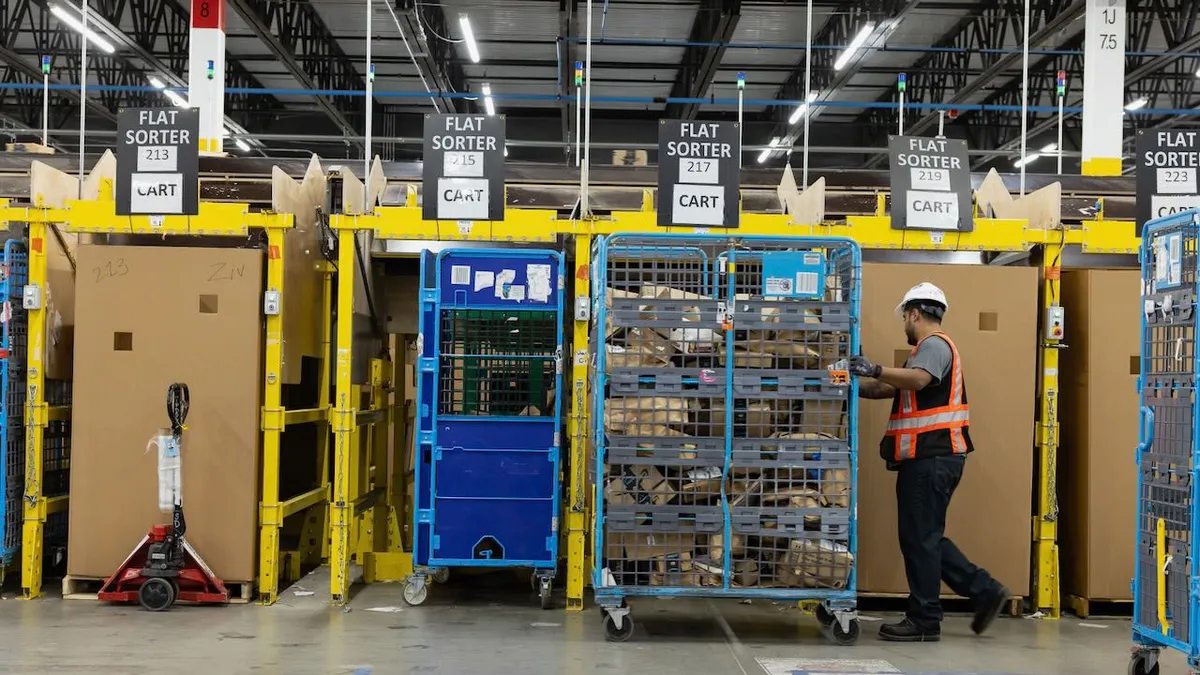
[482,83,496,116]
[1125,97,1148,111]
[757,137,781,164]
[788,91,819,125]
[460,14,481,64]
[833,23,876,71]
[50,4,116,54]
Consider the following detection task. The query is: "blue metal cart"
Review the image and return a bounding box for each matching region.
[0,239,71,583]
[1132,209,1200,675]
[591,233,861,642]
[408,248,566,608]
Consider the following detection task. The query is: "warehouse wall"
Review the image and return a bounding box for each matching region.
[856,263,1039,596]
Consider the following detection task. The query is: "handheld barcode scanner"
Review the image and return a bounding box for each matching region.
[97,383,229,611]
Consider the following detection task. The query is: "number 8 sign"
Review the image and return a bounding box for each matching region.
[191,0,224,29]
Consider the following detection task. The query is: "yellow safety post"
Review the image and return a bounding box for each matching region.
[257,226,287,604]
[330,228,358,603]
[1033,237,1064,619]
[567,233,591,611]
[1156,517,1170,633]
[21,219,49,599]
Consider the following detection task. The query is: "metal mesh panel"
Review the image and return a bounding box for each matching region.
[437,309,559,417]
[1136,216,1199,643]
[595,235,859,598]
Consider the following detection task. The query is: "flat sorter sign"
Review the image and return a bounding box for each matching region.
[887,135,973,232]
[1136,129,1200,236]
[422,114,506,221]
[115,107,200,216]
[656,120,740,228]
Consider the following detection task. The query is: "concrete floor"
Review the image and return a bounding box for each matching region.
[0,575,1176,675]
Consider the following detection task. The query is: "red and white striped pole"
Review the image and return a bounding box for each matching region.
[189,0,226,153]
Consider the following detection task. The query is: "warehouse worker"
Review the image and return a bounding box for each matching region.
[848,282,1009,642]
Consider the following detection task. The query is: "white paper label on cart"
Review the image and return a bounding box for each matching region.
[474,270,494,292]
[437,178,489,220]
[904,190,959,230]
[495,269,516,298]
[527,264,552,302]
[672,184,725,226]
[450,265,471,285]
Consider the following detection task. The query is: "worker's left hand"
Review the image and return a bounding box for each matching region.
[849,355,882,379]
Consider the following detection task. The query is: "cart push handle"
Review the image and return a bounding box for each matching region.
[1136,405,1155,460]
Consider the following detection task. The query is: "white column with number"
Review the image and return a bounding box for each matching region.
[188,0,226,153]
[1081,0,1126,176]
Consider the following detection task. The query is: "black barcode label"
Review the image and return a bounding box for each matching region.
[796,272,819,295]
[451,265,471,285]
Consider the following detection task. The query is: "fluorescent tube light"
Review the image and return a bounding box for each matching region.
[1014,153,1040,168]
[482,83,495,116]
[833,23,875,71]
[1125,97,1148,111]
[50,4,116,54]
[460,14,480,63]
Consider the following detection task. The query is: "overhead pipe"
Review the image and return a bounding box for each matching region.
[9,82,1200,117]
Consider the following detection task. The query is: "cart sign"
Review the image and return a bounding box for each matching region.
[1136,130,1200,236]
[422,114,506,221]
[115,107,200,216]
[657,120,740,228]
[887,135,973,232]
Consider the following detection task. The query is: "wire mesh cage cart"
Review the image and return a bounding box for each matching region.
[409,248,566,608]
[0,239,71,581]
[590,233,861,643]
[1132,210,1200,675]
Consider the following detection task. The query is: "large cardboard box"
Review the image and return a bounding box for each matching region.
[68,245,264,581]
[1060,269,1139,601]
[856,264,1037,596]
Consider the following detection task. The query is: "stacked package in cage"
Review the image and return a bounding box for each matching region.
[599,276,854,590]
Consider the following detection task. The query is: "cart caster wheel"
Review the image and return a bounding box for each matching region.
[431,568,450,584]
[539,580,553,610]
[138,577,176,612]
[604,614,634,642]
[815,604,834,626]
[829,618,860,646]
[1129,651,1160,675]
[402,580,428,607]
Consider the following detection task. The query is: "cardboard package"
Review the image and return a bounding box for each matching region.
[604,466,675,506]
[604,397,691,432]
[68,245,264,581]
[1060,270,1139,602]
[777,538,853,588]
[856,263,1037,596]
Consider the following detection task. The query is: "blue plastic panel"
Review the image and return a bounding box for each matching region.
[414,248,565,572]
[437,251,560,308]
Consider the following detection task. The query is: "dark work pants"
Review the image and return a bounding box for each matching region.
[896,454,1001,630]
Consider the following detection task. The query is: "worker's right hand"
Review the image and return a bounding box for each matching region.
[849,356,882,379]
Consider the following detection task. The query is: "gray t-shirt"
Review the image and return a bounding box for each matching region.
[906,335,953,386]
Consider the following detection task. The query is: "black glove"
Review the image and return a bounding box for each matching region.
[849,355,882,379]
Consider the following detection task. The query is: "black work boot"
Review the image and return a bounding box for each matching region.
[878,617,941,642]
[972,586,1010,635]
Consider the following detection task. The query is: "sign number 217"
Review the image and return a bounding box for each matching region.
[681,159,718,184]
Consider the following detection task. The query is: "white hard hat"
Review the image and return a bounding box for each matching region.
[895,282,948,316]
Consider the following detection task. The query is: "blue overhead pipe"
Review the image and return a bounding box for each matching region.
[6,82,1200,116]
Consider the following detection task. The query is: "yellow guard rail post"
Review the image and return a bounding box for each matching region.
[0,193,298,601]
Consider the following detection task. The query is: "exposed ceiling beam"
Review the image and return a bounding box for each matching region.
[392,0,471,115]
[557,0,578,158]
[664,0,741,120]
[972,0,1200,168]
[226,0,365,142]
[859,0,1085,169]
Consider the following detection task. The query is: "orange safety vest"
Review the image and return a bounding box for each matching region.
[880,332,973,464]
